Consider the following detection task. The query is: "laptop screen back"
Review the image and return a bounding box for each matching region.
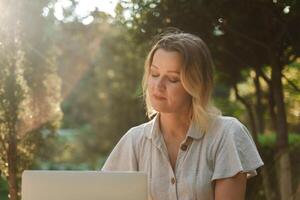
[22,170,148,200]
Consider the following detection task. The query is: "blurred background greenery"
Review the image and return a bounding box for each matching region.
[0,0,299,200]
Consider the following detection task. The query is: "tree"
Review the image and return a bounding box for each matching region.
[58,16,148,168]
[0,1,62,199]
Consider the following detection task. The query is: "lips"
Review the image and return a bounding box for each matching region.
[153,94,166,100]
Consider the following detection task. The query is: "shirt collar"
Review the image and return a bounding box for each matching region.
[145,113,205,141]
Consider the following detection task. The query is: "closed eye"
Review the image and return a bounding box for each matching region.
[150,71,180,83]
[168,75,180,83]
[168,78,179,83]
[151,73,159,77]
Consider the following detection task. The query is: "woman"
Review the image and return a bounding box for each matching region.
[101,31,264,200]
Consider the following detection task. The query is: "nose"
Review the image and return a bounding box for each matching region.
[156,77,166,91]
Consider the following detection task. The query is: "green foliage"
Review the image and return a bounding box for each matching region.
[55,21,148,168]
[256,133,300,200]
[0,1,63,199]
[0,1,299,200]
[25,11,150,169]
[0,175,8,200]
[116,0,300,132]
[258,133,300,148]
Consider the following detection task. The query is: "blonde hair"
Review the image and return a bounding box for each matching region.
[142,31,221,132]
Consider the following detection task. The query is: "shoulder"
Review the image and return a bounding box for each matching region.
[209,115,248,136]
[213,115,243,129]
[122,119,153,144]
[207,115,254,148]
[208,116,264,180]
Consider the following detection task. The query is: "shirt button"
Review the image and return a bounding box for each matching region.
[171,177,176,184]
[181,144,188,151]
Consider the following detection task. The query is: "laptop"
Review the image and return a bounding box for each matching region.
[22,170,148,200]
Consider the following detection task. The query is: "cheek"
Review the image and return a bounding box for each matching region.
[168,86,191,104]
[147,78,155,93]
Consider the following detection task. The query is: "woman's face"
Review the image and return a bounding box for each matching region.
[147,48,192,114]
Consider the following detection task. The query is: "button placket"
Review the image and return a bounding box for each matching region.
[176,136,193,176]
[180,144,188,151]
[171,177,176,184]
[180,136,193,151]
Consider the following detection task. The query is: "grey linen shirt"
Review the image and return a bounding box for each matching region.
[101,113,264,200]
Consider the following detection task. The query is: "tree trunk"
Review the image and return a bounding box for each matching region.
[295,183,300,200]
[254,68,265,134]
[268,86,278,132]
[7,131,18,200]
[6,55,20,200]
[276,150,292,200]
[257,68,277,132]
[261,167,276,200]
[271,55,292,200]
[233,83,258,143]
[5,3,21,199]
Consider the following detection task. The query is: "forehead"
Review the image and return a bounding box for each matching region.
[151,49,183,71]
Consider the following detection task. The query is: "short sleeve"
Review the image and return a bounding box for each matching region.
[101,128,138,171]
[211,119,264,182]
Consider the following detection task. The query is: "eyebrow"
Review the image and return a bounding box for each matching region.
[151,64,180,74]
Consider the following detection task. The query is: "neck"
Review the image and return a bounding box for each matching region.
[159,112,191,139]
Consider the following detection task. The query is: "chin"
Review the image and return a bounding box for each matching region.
[151,104,172,113]
[150,97,176,113]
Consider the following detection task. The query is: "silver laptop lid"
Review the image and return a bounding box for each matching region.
[22,170,148,200]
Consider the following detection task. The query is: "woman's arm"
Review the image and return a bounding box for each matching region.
[214,172,247,200]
